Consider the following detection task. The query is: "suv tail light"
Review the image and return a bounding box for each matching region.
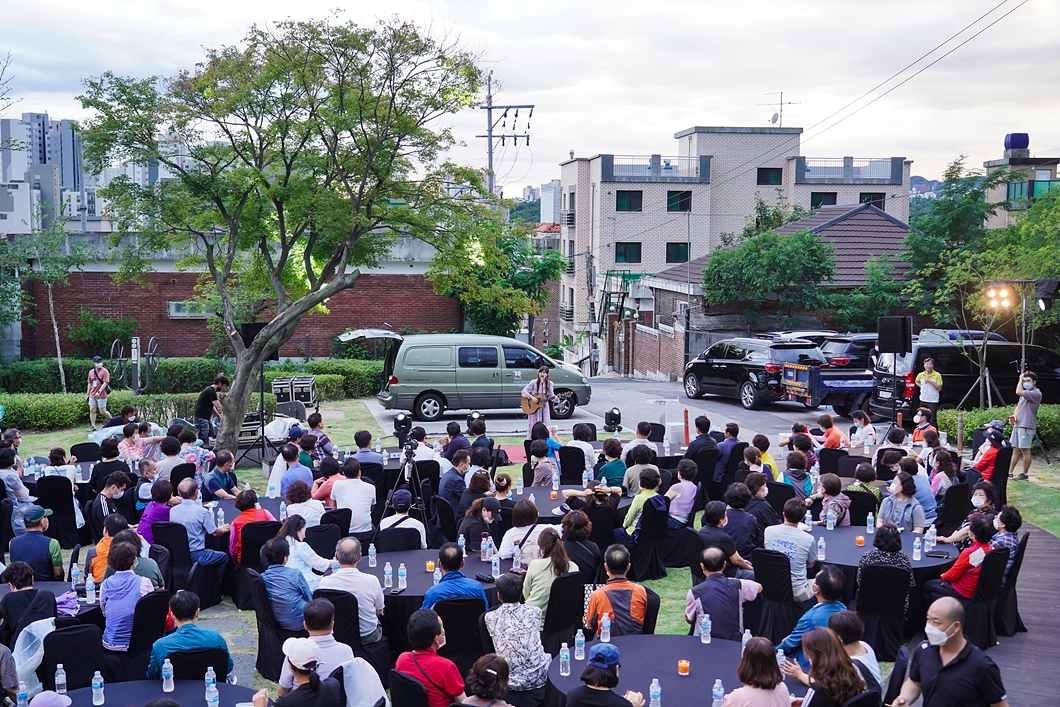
[388,375,399,385]
[764,364,783,373]
[829,356,851,366]
[904,371,915,398]
[819,363,830,369]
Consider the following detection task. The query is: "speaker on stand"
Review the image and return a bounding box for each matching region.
[877,317,912,435]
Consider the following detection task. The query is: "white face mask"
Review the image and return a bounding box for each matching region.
[437,633,446,649]
[889,482,901,495]
[112,490,124,500]
[94,363,102,369]
[1023,381,1033,390]
[993,516,1001,530]
[971,495,987,508]
[924,622,956,646]
[914,414,923,424]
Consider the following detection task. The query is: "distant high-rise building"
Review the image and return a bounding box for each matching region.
[522,184,540,202]
[540,179,561,224]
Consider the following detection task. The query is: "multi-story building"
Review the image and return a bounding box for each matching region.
[982,133,1058,230]
[555,125,911,372]
[540,179,561,224]
[522,184,540,202]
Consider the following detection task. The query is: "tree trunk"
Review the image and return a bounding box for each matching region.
[48,283,67,394]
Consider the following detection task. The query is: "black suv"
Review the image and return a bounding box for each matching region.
[757,330,839,346]
[820,333,878,371]
[684,338,828,410]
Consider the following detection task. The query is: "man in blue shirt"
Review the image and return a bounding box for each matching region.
[169,478,230,584]
[441,421,470,463]
[148,590,233,678]
[421,542,488,611]
[903,458,938,525]
[260,537,313,631]
[714,423,740,484]
[779,564,847,670]
[352,430,386,467]
[279,443,313,495]
[202,450,238,502]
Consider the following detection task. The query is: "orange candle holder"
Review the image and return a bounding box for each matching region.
[551,490,558,499]
[677,660,690,676]
[426,560,435,572]
[856,536,865,547]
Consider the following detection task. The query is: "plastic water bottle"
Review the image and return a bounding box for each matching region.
[863,442,871,455]
[491,555,500,579]
[280,501,288,520]
[481,534,490,562]
[383,561,393,588]
[91,671,104,705]
[804,510,813,527]
[826,507,836,531]
[600,612,611,642]
[867,512,875,534]
[613,429,620,440]
[663,434,671,457]
[71,564,80,590]
[552,471,560,492]
[375,437,382,454]
[344,446,351,461]
[777,647,786,665]
[516,474,524,495]
[368,543,377,567]
[207,687,219,707]
[649,678,661,707]
[398,563,407,589]
[17,681,27,707]
[244,482,251,491]
[817,537,826,561]
[742,629,752,653]
[433,566,442,584]
[700,613,711,643]
[529,492,536,505]
[512,544,522,570]
[161,658,174,692]
[434,439,443,455]
[575,629,585,660]
[458,534,466,554]
[86,574,96,604]
[926,524,937,549]
[216,508,224,526]
[55,664,67,695]
[913,535,922,561]
[712,679,724,707]
[331,558,340,573]
[582,469,591,488]
[205,666,216,698]
[559,642,571,676]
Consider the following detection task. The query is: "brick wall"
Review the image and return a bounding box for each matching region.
[620,319,685,381]
[21,271,461,358]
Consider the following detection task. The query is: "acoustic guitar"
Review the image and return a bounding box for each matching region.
[520,393,548,416]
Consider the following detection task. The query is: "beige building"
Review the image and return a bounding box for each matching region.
[550,126,911,373]
[981,134,1058,230]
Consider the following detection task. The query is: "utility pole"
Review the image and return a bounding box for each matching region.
[758,91,800,128]
[476,71,534,195]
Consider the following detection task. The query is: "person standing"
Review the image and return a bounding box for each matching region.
[915,358,943,416]
[522,366,556,438]
[86,356,111,430]
[193,375,229,448]
[1009,371,1041,481]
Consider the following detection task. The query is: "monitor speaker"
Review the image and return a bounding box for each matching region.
[877,316,913,355]
[240,322,280,362]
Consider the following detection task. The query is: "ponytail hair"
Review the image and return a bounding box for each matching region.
[538,527,570,576]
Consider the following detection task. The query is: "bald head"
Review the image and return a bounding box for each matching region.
[177,478,198,500]
[701,546,727,574]
[930,596,964,626]
[335,537,362,566]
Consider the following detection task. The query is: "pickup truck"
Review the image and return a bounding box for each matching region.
[781,363,876,417]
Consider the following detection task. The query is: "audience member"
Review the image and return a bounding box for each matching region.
[395,608,467,707]
[872,427,909,467]
[619,467,661,540]
[562,510,602,586]
[845,464,882,512]
[138,479,175,545]
[664,459,698,528]
[849,410,877,447]
[259,636,343,707]
[684,415,718,459]
[990,505,1022,583]
[523,527,578,627]
[744,472,782,543]
[792,434,818,470]
[441,422,471,464]
[202,450,238,502]
[0,449,33,537]
[86,471,128,542]
[723,483,760,558]
[911,406,938,445]
[147,590,232,678]
[699,501,754,578]
[567,423,598,472]
[780,627,865,707]
[89,513,130,582]
[764,498,817,604]
[318,537,385,645]
[104,529,164,589]
[738,446,763,477]
[439,450,470,510]
[306,414,334,464]
[421,542,488,610]
[134,459,160,512]
[89,439,131,493]
[899,456,938,525]
[261,537,313,631]
[623,444,659,496]
[566,643,644,707]
[329,458,376,540]
[484,573,550,705]
[458,497,501,553]
[828,610,882,695]
[177,428,215,478]
[778,565,848,669]
[805,474,851,526]
[459,470,492,517]
[102,405,137,430]
[816,414,848,449]
[0,562,53,646]
[585,545,647,638]
[278,515,330,592]
[939,481,997,548]
[497,500,545,562]
[229,489,277,562]
[494,473,515,509]
[298,434,317,469]
[468,417,494,455]
[277,599,357,696]
[380,489,429,549]
[463,654,516,707]
[877,472,926,533]
[311,457,343,509]
[782,451,812,499]
[118,423,165,461]
[279,444,314,496]
[684,547,762,641]
[724,636,790,707]
[100,541,153,651]
[714,422,741,486]
[467,446,494,485]
[925,514,995,604]
[621,422,655,460]
[351,430,385,466]
[596,439,626,486]
[170,478,229,583]
[286,480,326,527]
[154,437,185,483]
[530,422,563,469]
[10,505,62,581]
[751,433,779,480]
[530,439,559,487]
[856,522,914,612]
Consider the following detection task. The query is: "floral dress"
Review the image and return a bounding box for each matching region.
[522,378,555,438]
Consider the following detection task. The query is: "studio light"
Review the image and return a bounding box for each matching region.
[986,285,1017,311]
[467,411,484,426]
[603,407,622,433]
[393,412,412,445]
[1036,279,1059,311]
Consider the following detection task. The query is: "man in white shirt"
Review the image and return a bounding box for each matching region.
[329,459,376,540]
[317,538,386,644]
[277,598,362,695]
[621,421,657,460]
[764,497,816,605]
[465,446,493,486]
[378,489,428,549]
[568,423,598,473]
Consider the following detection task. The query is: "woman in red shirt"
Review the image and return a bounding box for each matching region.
[924,514,994,603]
[816,414,849,449]
[311,457,343,509]
[973,430,1004,482]
[229,489,277,562]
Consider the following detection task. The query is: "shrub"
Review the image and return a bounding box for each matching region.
[306,360,384,397]
[936,404,1060,450]
[67,309,137,358]
[150,358,229,394]
[0,359,97,394]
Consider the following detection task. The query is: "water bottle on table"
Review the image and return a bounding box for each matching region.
[866,512,875,534]
[280,501,288,520]
[817,537,826,561]
[913,535,922,561]
[559,642,571,676]
[368,543,377,567]
[575,629,585,660]
[600,612,611,642]
[512,544,521,570]
[91,671,104,705]
[491,555,500,579]
[663,434,671,457]
[71,564,80,590]
[17,681,27,707]
[528,492,536,505]
[383,561,393,588]
[161,658,174,692]
[826,507,836,531]
[433,566,442,584]
[649,678,661,707]
[205,666,216,698]
[804,510,813,527]
[481,534,490,562]
[55,665,67,695]
[86,574,96,604]
[516,475,524,495]
[458,534,466,554]
[398,563,407,589]
[712,679,724,707]
[700,613,711,643]
[742,629,752,654]
[217,508,225,526]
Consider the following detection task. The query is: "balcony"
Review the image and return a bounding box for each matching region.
[560,209,576,227]
[1008,179,1060,207]
[793,156,904,185]
[600,154,711,183]
[565,259,575,275]
[559,304,574,322]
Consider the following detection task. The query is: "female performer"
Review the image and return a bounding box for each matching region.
[522,366,557,438]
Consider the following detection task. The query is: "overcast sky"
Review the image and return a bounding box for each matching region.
[3,0,1057,195]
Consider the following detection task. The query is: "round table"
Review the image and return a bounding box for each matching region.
[545,635,802,707]
[62,680,258,707]
[0,583,105,628]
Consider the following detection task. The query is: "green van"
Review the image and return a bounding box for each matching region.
[338,330,592,421]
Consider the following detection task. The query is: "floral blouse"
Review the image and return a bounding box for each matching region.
[482,603,550,691]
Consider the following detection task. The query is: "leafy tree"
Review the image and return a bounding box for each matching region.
[701,230,835,325]
[908,196,933,223]
[835,256,904,332]
[427,217,566,336]
[509,199,540,224]
[720,189,810,246]
[79,17,485,449]
[68,309,138,359]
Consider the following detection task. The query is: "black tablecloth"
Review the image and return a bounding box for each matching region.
[545,635,802,707]
[0,583,105,628]
[63,680,258,707]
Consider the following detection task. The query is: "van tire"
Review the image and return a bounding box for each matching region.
[550,392,576,420]
[414,393,446,422]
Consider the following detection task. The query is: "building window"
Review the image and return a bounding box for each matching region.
[666,243,689,263]
[616,190,643,212]
[167,301,209,319]
[615,242,642,263]
[757,168,783,185]
[811,192,837,209]
[860,192,886,208]
[667,191,692,212]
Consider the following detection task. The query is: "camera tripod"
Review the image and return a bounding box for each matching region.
[374,439,431,533]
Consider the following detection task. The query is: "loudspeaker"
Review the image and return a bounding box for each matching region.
[240,322,280,362]
[877,316,913,355]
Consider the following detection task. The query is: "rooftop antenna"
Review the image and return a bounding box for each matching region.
[758,91,800,128]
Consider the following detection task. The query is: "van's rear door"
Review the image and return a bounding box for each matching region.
[338,329,402,395]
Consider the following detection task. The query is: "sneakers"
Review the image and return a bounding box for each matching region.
[1014,473,1028,481]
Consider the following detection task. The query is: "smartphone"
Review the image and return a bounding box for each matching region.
[925,550,950,559]
[389,587,405,595]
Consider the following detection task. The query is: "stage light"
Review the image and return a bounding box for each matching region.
[393,412,412,445]
[467,411,484,426]
[603,407,622,433]
[987,289,996,298]
[1036,279,1059,311]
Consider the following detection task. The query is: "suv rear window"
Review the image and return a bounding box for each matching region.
[877,352,913,373]
[820,340,849,355]
[770,346,826,365]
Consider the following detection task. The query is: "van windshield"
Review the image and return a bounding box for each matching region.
[876,352,913,374]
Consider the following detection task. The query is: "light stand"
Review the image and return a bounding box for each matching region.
[236,361,273,466]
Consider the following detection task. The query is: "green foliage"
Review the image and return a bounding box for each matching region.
[150,358,229,394]
[908,196,933,224]
[937,405,1060,450]
[305,360,385,397]
[67,309,138,358]
[0,359,97,394]
[835,256,905,332]
[720,189,810,246]
[331,332,375,360]
[702,229,836,323]
[509,199,540,224]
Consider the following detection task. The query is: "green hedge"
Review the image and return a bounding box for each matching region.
[0,391,277,430]
[263,372,345,401]
[937,404,1060,450]
[0,359,98,394]
[151,358,231,394]
[306,360,384,397]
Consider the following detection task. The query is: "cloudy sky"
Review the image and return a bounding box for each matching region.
[3,0,1057,195]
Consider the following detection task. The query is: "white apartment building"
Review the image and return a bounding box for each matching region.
[556,125,911,372]
[540,178,561,224]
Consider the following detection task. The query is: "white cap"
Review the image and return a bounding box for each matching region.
[282,637,320,671]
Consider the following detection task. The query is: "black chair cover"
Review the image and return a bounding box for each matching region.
[119,589,171,682]
[376,528,421,553]
[0,500,14,554]
[683,529,707,585]
[67,544,81,583]
[819,448,848,476]
[149,544,171,592]
[247,567,307,680]
[433,497,458,542]
[658,470,673,495]
[935,483,969,537]
[152,522,221,609]
[856,565,910,661]
[629,498,668,582]
[752,548,806,644]
[995,532,1029,637]
[541,572,585,656]
[841,691,883,707]
[305,524,342,560]
[992,447,1012,508]
[478,609,496,654]
[844,490,877,527]
[963,547,1009,650]
[36,477,80,549]
[585,506,615,556]
[662,517,692,569]
[642,587,661,634]
[765,481,796,518]
[70,443,101,463]
[557,447,585,485]
[883,645,908,706]
[413,460,441,495]
[388,669,429,707]
[170,463,197,489]
[837,455,870,478]
[10,589,57,648]
[37,624,109,689]
[320,508,352,536]
[435,597,486,674]
[241,521,283,573]
[691,450,720,503]
[168,647,231,681]
[311,588,389,686]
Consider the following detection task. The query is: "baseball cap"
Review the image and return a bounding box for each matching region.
[587,643,621,668]
[986,430,1004,447]
[988,419,1005,431]
[392,489,413,512]
[282,637,320,671]
[482,497,502,513]
[30,692,71,707]
[92,356,103,362]
[23,505,53,523]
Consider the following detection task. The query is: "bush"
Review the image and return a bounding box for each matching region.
[263,372,345,401]
[151,358,229,394]
[936,404,1060,450]
[0,359,97,394]
[67,309,137,358]
[306,360,384,397]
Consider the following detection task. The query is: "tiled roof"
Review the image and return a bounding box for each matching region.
[534,222,560,233]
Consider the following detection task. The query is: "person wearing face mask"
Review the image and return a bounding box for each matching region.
[522,365,557,439]
[898,456,937,525]
[102,405,137,430]
[1009,371,1042,481]
[972,431,1004,482]
[938,481,997,548]
[911,407,937,445]
[86,472,128,543]
[849,410,877,447]
[925,514,995,605]
[86,356,111,430]
[876,472,925,533]
[744,472,782,546]
[396,609,468,707]
[698,501,755,578]
[914,358,943,417]
[988,505,1021,584]
[893,597,1009,707]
